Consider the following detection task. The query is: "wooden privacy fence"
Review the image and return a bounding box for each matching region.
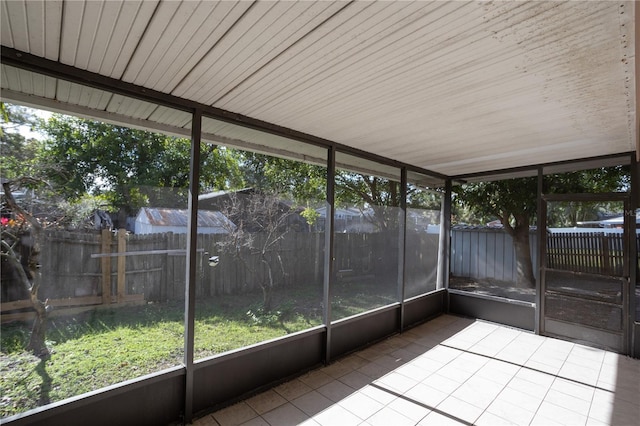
[6,227,632,320]
[546,232,626,276]
[1,229,152,322]
[193,231,325,300]
[5,230,439,321]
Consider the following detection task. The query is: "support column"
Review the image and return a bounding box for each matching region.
[629,154,638,357]
[184,109,201,423]
[535,167,544,335]
[323,147,336,364]
[398,168,407,331]
[438,180,452,306]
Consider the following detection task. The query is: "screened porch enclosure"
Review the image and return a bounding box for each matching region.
[1,1,639,425]
[1,105,636,426]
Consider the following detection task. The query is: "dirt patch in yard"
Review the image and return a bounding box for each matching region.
[449,276,535,303]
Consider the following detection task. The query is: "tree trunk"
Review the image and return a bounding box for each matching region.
[28,297,49,357]
[512,228,535,288]
[2,181,49,357]
[2,236,49,357]
[261,257,273,312]
[24,237,49,357]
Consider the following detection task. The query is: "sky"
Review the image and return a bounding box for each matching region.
[9,106,52,140]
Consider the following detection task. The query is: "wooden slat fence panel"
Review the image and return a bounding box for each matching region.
[4,228,636,314]
[38,230,103,300]
[125,232,169,301]
[546,232,625,276]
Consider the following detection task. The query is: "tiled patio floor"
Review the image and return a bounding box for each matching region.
[193,315,640,426]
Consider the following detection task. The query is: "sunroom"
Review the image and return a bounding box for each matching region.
[0,1,638,425]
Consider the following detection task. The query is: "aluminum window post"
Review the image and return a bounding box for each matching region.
[183,108,201,423]
[323,147,336,364]
[629,154,638,356]
[535,167,544,335]
[398,168,407,331]
[439,179,452,290]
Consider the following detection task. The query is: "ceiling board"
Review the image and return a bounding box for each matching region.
[0,0,636,178]
[148,106,191,129]
[155,1,251,93]
[135,0,221,90]
[123,0,193,84]
[108,0,159,79]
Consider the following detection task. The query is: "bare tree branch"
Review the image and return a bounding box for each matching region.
[2,177,50,356]
[216,191,295,311]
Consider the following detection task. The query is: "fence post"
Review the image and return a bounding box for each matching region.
[117,229,127,303]
[161,232,170,301]
[601,234,610,275]
[101,229,112,304]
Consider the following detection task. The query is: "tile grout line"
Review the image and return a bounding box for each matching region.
[213,321,618,426]
[401,326,531,425]
[466,327,524,426]
[526,341,576,424]
[368,382,474,426]
[473,323,522,357]
[439,339,613,425]
[438,343,616,395]
[585,348,607,422]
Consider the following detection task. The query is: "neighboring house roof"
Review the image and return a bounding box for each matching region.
[198,188,301,211]
[578,210,640,227]
[601,214,640,225]
[197,189,308,232]
[198,188,254,202]
[136,207,235,230]
[315,206,364,218]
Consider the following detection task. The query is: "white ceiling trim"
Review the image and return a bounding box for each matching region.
[0,0,636,177]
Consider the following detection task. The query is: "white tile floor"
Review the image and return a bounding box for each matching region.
[193,315,640,426]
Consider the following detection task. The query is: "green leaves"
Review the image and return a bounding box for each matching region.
[453,167,628,228]
[34,114,242,214]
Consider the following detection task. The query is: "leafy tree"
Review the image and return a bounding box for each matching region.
[37,115,242,226]
[239,152,326,204]
[335,172,401,231]
[454,167,629,288]
[0,105,44,179]
[407,184,443,211]
[1,106,78,355]
[0,102,8,122]
[240,152,409,231]
[545,166,629,226]
[0,103,34,137]
[454,178,538,288]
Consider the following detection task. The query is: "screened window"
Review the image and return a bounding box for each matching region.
[331,153,401,321]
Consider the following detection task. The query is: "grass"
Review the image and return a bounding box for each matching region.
[331,279,396,320]
[0,280,396,418]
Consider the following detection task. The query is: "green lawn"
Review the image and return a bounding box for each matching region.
[0,280,396,418]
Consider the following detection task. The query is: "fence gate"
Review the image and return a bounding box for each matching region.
[540,193,631,353]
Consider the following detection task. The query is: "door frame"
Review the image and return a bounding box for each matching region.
[539,192,632,354]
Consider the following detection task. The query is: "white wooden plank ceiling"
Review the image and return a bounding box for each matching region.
[0,0,636,177]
